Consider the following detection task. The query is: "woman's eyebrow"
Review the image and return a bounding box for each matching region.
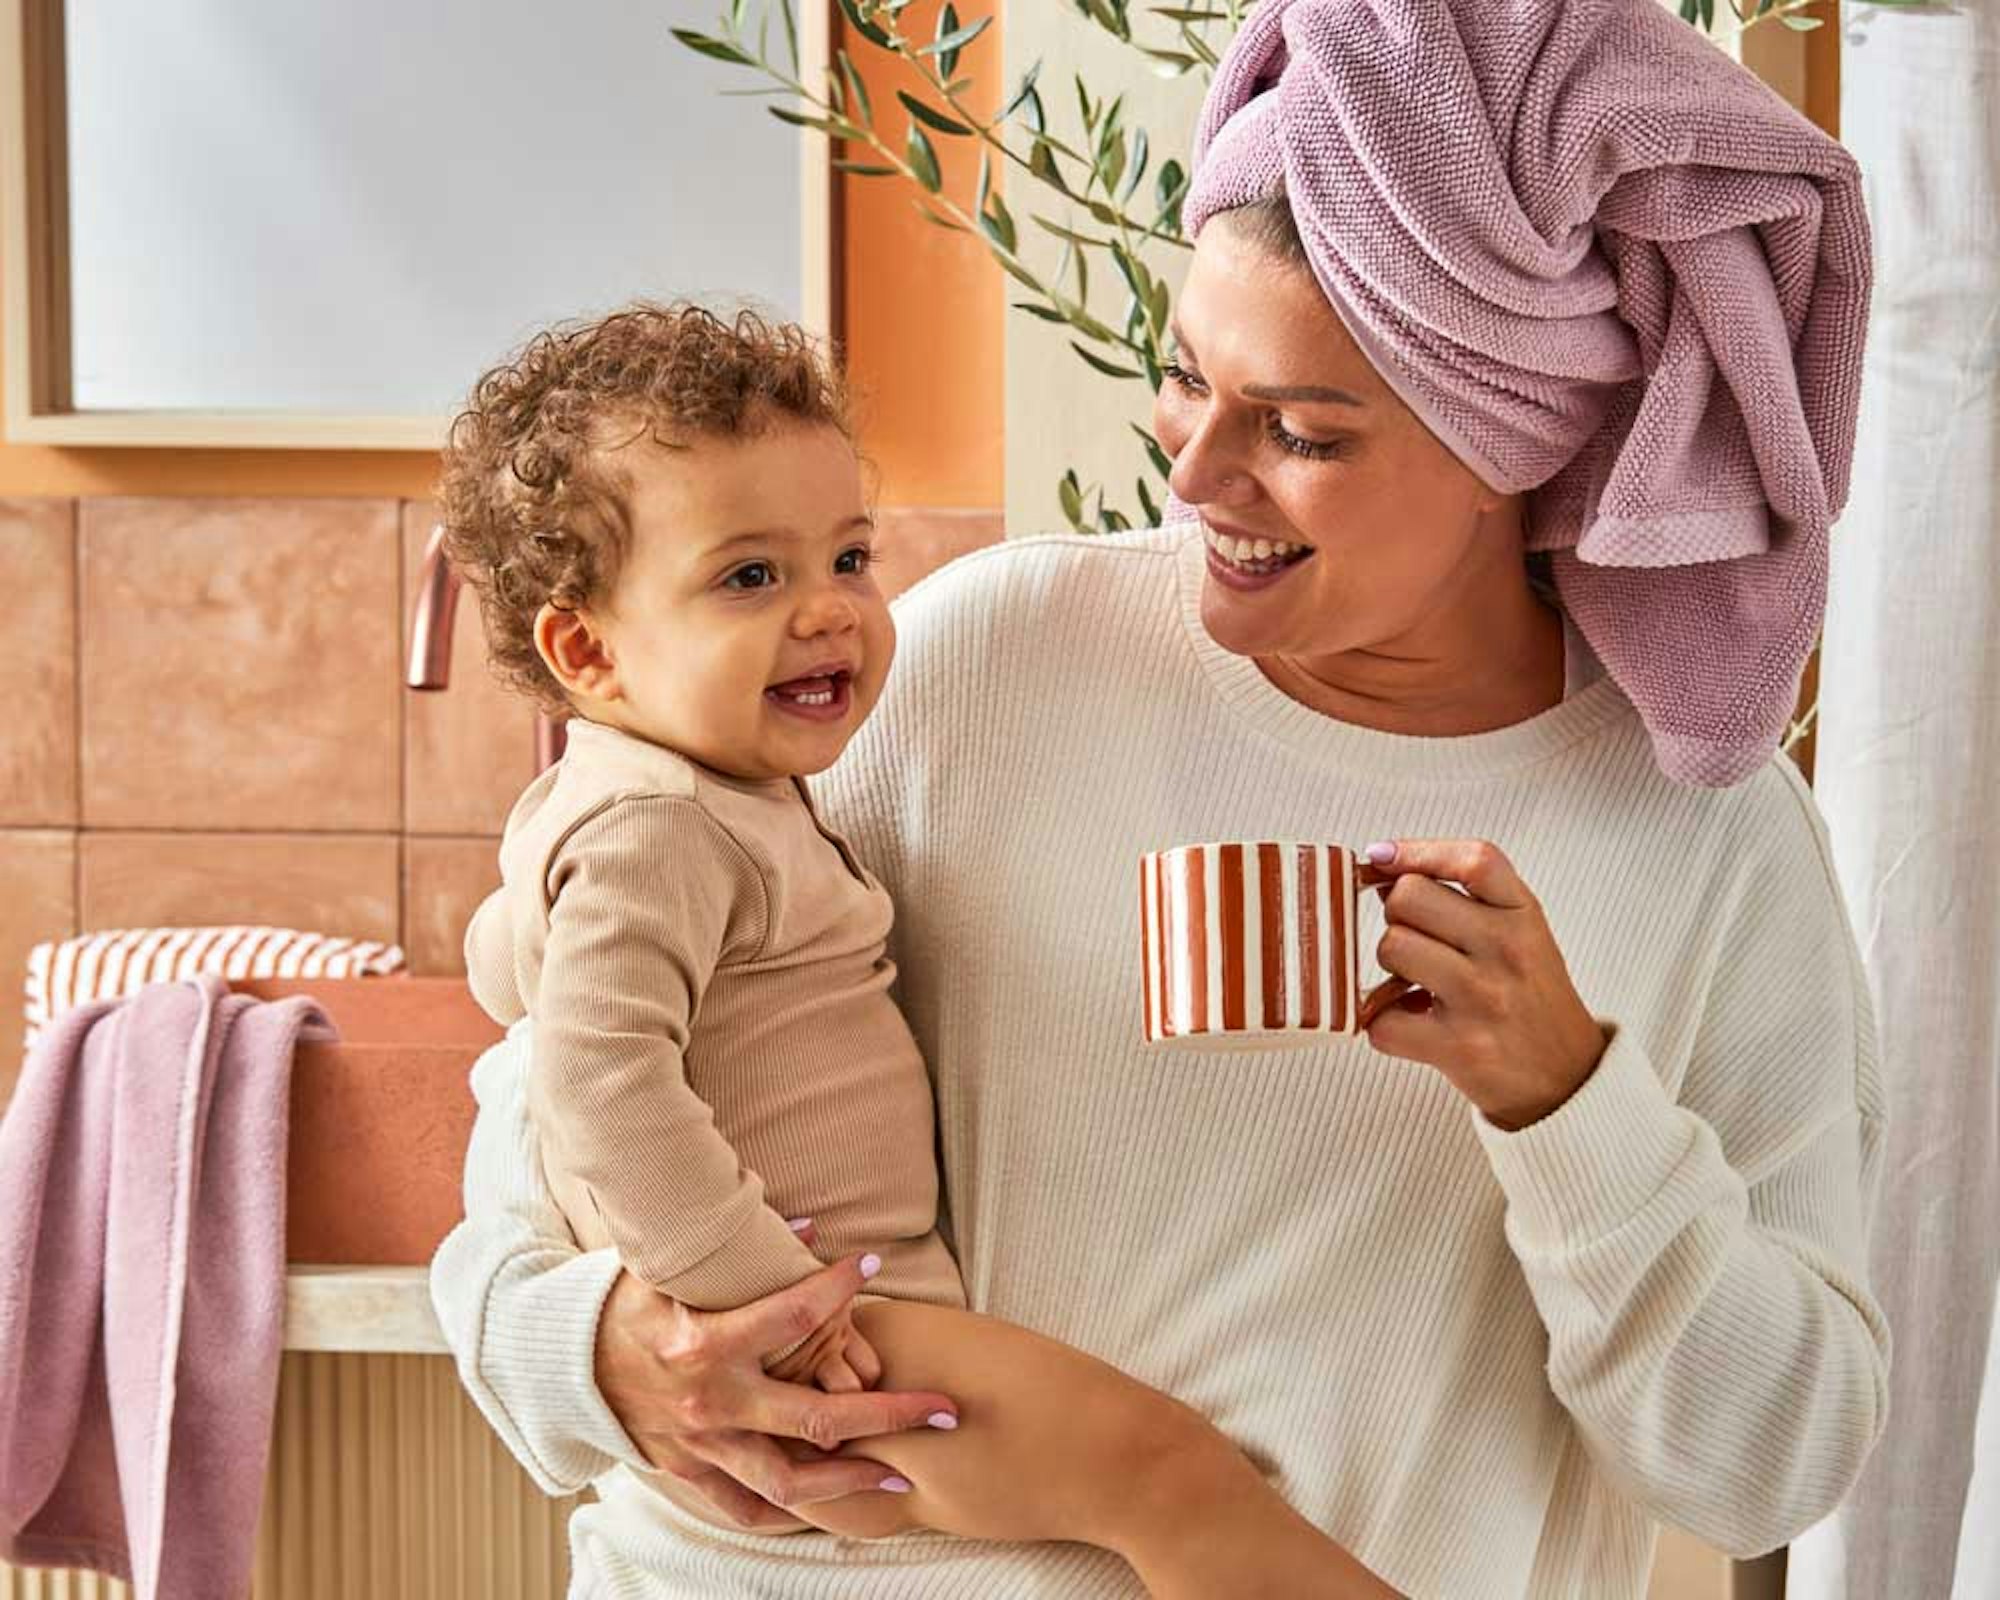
[1242,382,1368,408]
[1164,322,1366,407]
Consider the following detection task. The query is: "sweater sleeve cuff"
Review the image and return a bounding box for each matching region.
[485,1246,652,1474]
[1472,1019,1702,1249]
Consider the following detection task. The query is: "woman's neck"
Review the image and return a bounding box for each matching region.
[1255,586,1568,738]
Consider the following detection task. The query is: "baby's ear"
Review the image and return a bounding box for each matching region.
[535,603,619,701]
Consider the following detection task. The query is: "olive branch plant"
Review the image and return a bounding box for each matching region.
[673,0,1927,754]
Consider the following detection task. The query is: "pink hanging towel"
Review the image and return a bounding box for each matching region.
[0,975,332,1599]
[1177,0,1873,787]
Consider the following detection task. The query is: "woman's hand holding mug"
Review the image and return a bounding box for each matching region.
[1361,837,1610,1130]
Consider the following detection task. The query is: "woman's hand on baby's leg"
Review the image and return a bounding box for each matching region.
[591,1259,959,1534]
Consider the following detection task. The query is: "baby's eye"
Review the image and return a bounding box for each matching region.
[834,545,874,575]
[724,561,777,591]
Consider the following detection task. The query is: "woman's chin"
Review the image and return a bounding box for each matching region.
[1200,584,1302,659]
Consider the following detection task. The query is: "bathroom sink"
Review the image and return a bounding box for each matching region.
[234,975,502,1265]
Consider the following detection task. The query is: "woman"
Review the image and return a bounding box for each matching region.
[430,2,1889,1594]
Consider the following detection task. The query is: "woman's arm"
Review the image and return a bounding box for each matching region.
[1479,1036,1885,1555]
[1468,769,1889,1555]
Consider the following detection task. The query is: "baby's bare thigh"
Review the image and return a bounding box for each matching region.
[803,1300,1173,1545]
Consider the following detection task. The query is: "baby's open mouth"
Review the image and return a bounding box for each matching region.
[767,668,854,720]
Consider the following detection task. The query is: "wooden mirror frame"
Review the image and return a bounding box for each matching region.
[0,0,839,449]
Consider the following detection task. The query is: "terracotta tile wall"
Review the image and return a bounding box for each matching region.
[0,495,1000,1104]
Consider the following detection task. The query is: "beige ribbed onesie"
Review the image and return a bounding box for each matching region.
[462,718,963,1314]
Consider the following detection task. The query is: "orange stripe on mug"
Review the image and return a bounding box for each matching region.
[1218,844,1246,1031]
[1258,844,1285,1029]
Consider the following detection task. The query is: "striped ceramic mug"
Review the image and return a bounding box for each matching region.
[1139,841,1404,1046]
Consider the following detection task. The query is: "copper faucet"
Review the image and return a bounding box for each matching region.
[407,524,567,772]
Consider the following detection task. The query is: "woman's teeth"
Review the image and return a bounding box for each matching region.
[1203,527,1311,569]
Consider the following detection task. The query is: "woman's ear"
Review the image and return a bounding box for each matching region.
[535,603,620,702]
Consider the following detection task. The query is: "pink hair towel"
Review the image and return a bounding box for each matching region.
[0,976,331,1599]
[1178,0,1873,787]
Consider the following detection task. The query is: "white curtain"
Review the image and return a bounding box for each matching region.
[1788,5,2000,1597]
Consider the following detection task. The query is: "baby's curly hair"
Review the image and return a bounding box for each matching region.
[439,301,855,712]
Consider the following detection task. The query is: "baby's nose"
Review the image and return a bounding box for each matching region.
[793,590,860,635]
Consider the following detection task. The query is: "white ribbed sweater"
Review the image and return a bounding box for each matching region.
[431,526,1890,1600]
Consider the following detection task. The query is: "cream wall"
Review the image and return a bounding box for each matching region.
[1002,3,1202,535]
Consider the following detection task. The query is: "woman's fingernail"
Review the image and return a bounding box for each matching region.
[880,1476,913,1493]
[927,1411,959,1430]
[787,1217,813,1233]
[1365,841,1398,865]
[859,1253,882,1280]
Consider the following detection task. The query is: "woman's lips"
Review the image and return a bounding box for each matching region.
[1204,535,1315,593]
[766,670,853,722]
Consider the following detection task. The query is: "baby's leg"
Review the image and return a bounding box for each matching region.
[797,1302,1398,1598]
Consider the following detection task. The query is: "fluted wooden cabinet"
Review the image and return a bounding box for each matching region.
[0,1351,577,1600]
[1,1271,578,1600]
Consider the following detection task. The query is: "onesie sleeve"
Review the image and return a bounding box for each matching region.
[533,795,824,1309]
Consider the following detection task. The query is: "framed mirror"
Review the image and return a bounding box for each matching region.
[0,0,835,448]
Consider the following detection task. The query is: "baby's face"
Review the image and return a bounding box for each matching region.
[589,421,894,782]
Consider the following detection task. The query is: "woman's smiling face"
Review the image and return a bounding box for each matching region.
[1153,214,1523,673]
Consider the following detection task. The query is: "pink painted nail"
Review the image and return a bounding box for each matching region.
[859,1253,883,1280]
[1365,841,1397,865]
[880,1476,913,1493]
[787,1217,813,1233]
[927,1411,959,1430]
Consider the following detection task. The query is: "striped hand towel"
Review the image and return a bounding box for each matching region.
[23,927,403,1054]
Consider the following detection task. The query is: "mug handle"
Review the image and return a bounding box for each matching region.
[1354,860,1421,1030]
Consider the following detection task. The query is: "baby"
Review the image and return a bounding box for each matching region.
[449,303,958,1393]
[440,301,1398,1599]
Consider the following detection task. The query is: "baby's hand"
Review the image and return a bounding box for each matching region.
[812,1324,885,1395]
[764,1303,865,1389]
[763,1306,886,1393]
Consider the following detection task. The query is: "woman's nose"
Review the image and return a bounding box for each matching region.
[1164,412,1254,510]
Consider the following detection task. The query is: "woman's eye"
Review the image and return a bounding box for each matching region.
[834,544,874,576]
[1162,359,1207,395]
[724,561,776,590]
[1267,417,1347,461]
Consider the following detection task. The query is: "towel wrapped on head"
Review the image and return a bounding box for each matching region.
[1174,0,1873,787]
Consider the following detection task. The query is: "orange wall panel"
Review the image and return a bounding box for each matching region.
[837,4,1004,509]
